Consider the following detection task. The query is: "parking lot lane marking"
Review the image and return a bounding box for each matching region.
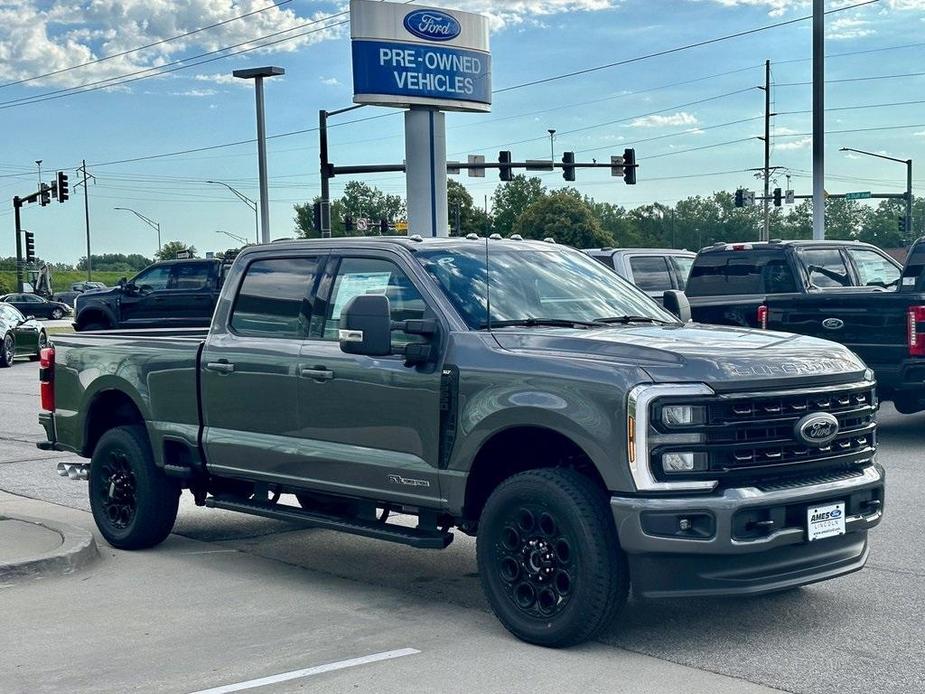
[188,648,421,694]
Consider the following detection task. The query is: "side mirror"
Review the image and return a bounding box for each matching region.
[24,315,35,322]
[118,277,127,288]
[338,294,393,356]
[663,290,691,323]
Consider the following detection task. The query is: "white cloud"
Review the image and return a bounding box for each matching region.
[170,88,216,97]
[702,0,925,13]
[630,112,699,128]
[0,1,617,91]
[193,73,248,86]
[319,76,341,86]
[826,16,875,40]
[915,130,925,137]
[776,136,812,151]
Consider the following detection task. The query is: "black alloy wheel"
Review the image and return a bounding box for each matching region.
[51,308,64,320]
[477,468,628,647]
[30,331,47,361]
[89,426,180,549]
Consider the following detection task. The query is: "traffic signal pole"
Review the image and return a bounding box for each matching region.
[13,197,23,292]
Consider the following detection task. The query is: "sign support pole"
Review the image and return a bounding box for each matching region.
[405,107,448,238]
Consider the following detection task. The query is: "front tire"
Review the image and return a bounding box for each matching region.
[477,468,628,647]
[89,425,180,549]
[0,332,14,367]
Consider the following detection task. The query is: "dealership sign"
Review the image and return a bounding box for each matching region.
[350,0,491,112]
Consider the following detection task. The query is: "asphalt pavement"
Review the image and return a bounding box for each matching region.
[1,359,922,693]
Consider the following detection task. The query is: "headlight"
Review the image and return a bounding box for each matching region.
[627,384,717,492]
[662,405,706,427]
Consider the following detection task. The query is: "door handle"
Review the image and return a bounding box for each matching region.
[300,366,335,381]
[205,361,235,374]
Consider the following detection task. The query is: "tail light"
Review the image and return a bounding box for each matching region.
[757,304,768,329]
[908,306,925,357]
[39,346,55,412]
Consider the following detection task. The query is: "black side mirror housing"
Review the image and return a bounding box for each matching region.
[339,294,393,356]
[663,290,691,323]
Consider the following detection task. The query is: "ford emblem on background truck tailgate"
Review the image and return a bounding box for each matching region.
[404,9,461,41]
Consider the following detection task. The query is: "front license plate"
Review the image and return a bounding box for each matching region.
[807,501,846,542]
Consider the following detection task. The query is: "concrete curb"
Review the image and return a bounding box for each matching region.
[0,514,98,582]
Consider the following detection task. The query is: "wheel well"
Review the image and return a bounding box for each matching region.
[463,427,606,522]
[83,390,145,457]
[76,309,111,330]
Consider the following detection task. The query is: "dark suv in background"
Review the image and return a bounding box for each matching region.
[584,248,694,302]
[74,258,229,331]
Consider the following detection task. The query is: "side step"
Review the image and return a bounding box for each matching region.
[204,497,453,549]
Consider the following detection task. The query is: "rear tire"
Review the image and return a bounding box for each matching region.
[0,332,13,367]
[79,321,110,332]
[29,331,47,361]
[51,308,64,320]
[89,425,180,550]
[476,468,628,647]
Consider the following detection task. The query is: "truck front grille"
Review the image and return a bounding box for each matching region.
[651,381,877,483]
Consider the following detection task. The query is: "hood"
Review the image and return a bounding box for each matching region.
[491,323,867,391]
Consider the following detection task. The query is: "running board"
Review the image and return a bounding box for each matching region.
[204,497,453,549]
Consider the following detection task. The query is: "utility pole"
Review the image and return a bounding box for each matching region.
[812,0,825,240]
[77,160,94,281]
[759,59,773,242]
[548,129,556,164]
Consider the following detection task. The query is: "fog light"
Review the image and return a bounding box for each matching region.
[662,405,705,426]
[662,451,707,473]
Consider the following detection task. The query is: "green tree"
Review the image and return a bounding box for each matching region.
[491,175,546,235]
[513,190,613,248]
[295,181,405,238]
[154,241,197,262]
[447,179,490,236]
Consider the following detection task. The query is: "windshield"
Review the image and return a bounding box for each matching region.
[416,245,676,329]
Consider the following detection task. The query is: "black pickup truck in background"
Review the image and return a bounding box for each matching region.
[74,258,229,332]
[686,238,925,412]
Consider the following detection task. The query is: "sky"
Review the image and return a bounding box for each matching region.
[0,0,923,263]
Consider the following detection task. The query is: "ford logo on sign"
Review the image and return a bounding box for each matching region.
[403,9,461,42]
[794,412,840,447]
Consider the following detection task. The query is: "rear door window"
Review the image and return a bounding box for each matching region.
[671,256,694,290]
[628,256,673,292]
[686,251,796,295]
[800,249,852,288]
[846,248,901,288]
[171,263,212,290]
[230,257,318,338]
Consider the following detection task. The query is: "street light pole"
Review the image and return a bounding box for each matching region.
[114,207,161,253]
[233,66,285,245]
[812,0,825,240]
[548,129,556,164]
[216,230,249,245]
[207,180,258,244]
[839,147,914,241]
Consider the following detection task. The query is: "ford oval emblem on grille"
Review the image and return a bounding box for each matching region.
[795,412,840,447]
[403,10,461,42]
[822,318,844,330]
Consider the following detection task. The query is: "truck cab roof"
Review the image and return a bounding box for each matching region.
[698,239,881,254]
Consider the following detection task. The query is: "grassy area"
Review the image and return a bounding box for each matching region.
[0,270,125,295]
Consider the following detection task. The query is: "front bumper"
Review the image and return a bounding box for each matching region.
[611,463,884,598]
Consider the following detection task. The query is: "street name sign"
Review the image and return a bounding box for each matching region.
[845,191,871,200]
[350,0,491,112]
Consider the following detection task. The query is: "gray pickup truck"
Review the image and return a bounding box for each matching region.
[38,237,884,647]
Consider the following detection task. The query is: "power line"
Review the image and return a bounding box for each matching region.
[0,0,293,90]
[776,98,925,116]
[776,71,925,87]
[493,0,879,94]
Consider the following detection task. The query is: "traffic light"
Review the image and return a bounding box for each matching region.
[56,171,69,203]
[344,215,354,233]
[561,151,576,182]
[24,231,35,263]
[623,148,636,185]
[312,201,322,232]
[735,189,745,208]
[773,188,782,207]
[898,217,906,234]
[39,183,51,206]
[499,150,513,182]
[380,218,389,235]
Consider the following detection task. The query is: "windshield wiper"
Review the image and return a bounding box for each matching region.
[479,317,601,330]
[594,315,671,325]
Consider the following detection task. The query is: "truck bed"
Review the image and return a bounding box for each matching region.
[49,328,206,463]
